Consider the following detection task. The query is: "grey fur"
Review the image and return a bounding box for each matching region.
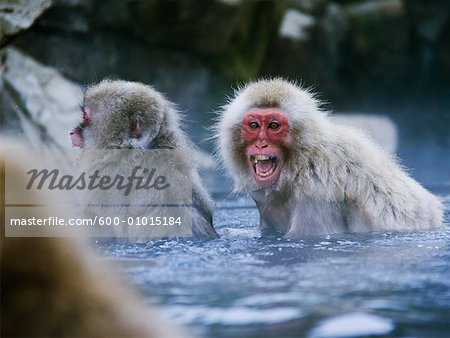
[216,78,444,238]
[74,79,217,241]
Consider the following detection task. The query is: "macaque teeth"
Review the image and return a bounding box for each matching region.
[251,154,277,164]
[257,165,275,177]
[253,160,278,178]
[255,154,270,161]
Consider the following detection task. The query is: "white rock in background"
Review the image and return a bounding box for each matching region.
[0,0,52,44]
[279,9,315,41]
[332,113,398,153]
[309,312,394,338]
[2,47,82,148]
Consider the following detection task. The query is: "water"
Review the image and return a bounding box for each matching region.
[98,193,450,338]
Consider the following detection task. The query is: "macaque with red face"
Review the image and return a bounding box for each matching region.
[216,78,444,238]
[70,80,218,240]
[241,108,290,187]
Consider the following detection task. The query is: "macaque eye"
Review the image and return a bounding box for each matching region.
[268,121,281,130]
[249,121,259,129]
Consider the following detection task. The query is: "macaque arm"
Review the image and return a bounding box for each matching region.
[191,182,218,239]
[254,200,277,236]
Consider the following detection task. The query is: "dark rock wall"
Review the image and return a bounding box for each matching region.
[1,0,449,184]
[8,1,449,107]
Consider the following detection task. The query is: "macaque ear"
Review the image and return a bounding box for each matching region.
[130,116,143,138]
[82,106,92,125]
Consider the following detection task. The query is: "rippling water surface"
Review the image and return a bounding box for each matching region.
[98,193,450,338]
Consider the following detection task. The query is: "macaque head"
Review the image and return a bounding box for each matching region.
[242,108,290,187]
[69,80,168,149]
[217,78,325,192]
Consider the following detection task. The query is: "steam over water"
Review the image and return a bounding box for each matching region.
[98,194,450,338]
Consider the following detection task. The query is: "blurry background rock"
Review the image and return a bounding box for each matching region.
[1,47,81,148]
[0,0,449,186]
[0,0,52,44]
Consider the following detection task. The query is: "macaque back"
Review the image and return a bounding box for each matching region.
[70,80,218,240]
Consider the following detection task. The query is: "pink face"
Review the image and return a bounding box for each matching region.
[69,107,92,148]
[242,108,289,187]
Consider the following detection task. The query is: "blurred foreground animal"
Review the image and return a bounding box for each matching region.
[1,148,188,337]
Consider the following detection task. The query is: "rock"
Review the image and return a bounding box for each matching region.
[1,47,82,148]
[406,0,449,43]
[279,9,315,41]
[37,0,90,34]
[0,0,52,45]
[318,3,349,67]
[337,0,409,101]
[12,19,223,147]
[312,2,349,95]
[332,113,398,153]
[346,0,403,17]
[3,0,449,158]
[292,0,328,15]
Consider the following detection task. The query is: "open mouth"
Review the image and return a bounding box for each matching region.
[249,154,279,183]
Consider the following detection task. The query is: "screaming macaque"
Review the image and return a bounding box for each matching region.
[70,80,218,240]
[215,78,444,238]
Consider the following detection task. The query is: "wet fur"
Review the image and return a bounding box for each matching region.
[76,80,217,240]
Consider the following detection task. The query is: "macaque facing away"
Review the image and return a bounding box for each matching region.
[216,78,444,238]
[70,80,218,240]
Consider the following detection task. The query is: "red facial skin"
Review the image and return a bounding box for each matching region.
[69,106,143,148]
[69,126,84,147]
[69,107,92,148]
[242,108,289,187]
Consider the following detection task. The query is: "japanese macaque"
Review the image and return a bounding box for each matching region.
[1,149,187,338]
[69,80,217,240]
[215,78,444,238]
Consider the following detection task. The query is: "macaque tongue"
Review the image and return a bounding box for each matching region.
[255,160,273,174]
